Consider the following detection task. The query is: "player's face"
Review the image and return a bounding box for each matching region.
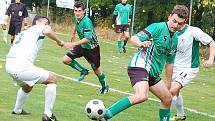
[168,14,186,33]
[122,0,127,4]
[74,7,85,20]
[37,18,49,25]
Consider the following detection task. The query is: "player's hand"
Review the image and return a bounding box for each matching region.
[112,24,115,28]
[57,40,64,47]
[203,59,214,68]
[140,41,151,48]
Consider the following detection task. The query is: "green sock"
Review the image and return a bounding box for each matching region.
[117,39,122,49]
[123,40,128,47]
[67,60,88,74]
[106,97,132,119]
[159,109,170,121]
[98,73,107,87]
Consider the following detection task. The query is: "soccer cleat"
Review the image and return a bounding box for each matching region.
[100,85,109,94]
[76,70,89,81]
[170,115,186,121]
[12,109,31,115]
[42,113,59,121]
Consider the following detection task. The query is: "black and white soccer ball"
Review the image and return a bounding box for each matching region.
[85,99,106,120]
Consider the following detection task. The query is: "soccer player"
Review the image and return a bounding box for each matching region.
[168,5,215,121]
[5,15,66,121]
[112,0,132,53]
[99,5,188,121]
[3,0,28,44]
[62,2,109,94]
[0,0,11,43]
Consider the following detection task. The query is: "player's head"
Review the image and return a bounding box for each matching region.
[121,0,128,4]
[32,15,50,25]
[15,0,20,3]
[74,1,85,20]
[168,5,189,32]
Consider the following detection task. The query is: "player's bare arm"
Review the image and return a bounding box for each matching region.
[203,40,215,68]
[130,36,151,48]
[165,63,174,88]
[43,26,64,47]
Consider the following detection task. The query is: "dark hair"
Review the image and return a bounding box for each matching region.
[172,5,189,21]
[74,1,85,10]
[32,15,50,25]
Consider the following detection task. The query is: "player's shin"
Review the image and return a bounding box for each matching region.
[13,88,29,113]
[68,60,88,74]
[105,97,132,119]
[44,84,56,117]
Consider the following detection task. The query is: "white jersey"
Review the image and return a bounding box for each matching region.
[6,25,47,65]
[174,25,213,68]
[0,0,10,23]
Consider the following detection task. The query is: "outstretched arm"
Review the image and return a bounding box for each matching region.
[203,41,215,68]
[43,26,64,47]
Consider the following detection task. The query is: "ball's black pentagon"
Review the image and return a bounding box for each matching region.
[93,100,99,105]
[97,109,103,115]
[86,108,91,113]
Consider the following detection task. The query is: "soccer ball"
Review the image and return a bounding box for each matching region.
[85,99,106,120]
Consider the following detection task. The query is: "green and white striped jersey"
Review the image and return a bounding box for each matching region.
[129,22,178,78]
[74,16,99,49]
[113,3,132,25]
[174,24,213,68]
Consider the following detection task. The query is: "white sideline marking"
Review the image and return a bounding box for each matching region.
[1,49,215,118]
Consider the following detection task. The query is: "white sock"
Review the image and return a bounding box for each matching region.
[171,95,177,109]
[44,84,57,117]
[176,94,185,116]
[13,88,29,113]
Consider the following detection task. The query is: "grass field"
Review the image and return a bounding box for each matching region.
[0,32,215,121]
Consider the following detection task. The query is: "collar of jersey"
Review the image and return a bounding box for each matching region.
[178,24,188,36]
[76,16,85,24]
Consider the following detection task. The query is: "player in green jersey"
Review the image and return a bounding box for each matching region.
[99,5,188,121]
[112,0,132,53]
[62,2,109,94]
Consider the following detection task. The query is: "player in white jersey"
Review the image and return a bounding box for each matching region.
[0,0,11,43]
[5,15,66,121]
[168,5,215,121]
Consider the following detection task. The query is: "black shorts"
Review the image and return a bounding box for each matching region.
[115,25,129,33]
[8,22,22,36]
[66,45,100,70]
[127,67,161,87]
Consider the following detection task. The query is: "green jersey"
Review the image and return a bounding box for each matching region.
[74,16,99,49]
[129,22,178,79]
[113,3,132,25]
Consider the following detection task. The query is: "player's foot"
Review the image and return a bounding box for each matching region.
[122,46,126,53]
[100,85,109,94]
[42,113,59,121]
[76,69,89,81]
[12,109,31,115]
[170,115,186,121]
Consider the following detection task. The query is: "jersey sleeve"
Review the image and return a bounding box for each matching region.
[113,5,118,15]
[5,4,12,15]
[22,4,28,18]
[192,27,213,45]
[134,23,158,42]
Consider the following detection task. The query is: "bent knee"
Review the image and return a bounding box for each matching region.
[62,56,72,65]
[45,74,57,84]
[161,95,172,105]
[22,85,33,93]
[132,94,148,104]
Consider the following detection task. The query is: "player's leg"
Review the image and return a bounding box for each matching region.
[115,25,124,53]
[62,46,89,81]
[8,22,15,44]
[122,26,130,53]
[42,73,59,121]
[104,67,149,120]
[12,84,32,115]
[150,80,172,121]
[1,24,8,43]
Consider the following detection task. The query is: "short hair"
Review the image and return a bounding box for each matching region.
[32,15,50,25]
[172,5,189,21]
[74,1,85,10]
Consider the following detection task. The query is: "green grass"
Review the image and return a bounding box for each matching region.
[0,32,215,121]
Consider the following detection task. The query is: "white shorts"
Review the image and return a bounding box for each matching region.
[6,59,49,87]
[172,67,199,87]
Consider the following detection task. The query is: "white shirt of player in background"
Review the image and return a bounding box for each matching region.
[6,25,47,66]
[0,0,11,24]
[174,24,213,68]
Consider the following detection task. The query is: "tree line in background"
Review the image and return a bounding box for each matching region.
[21,0,214,39]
